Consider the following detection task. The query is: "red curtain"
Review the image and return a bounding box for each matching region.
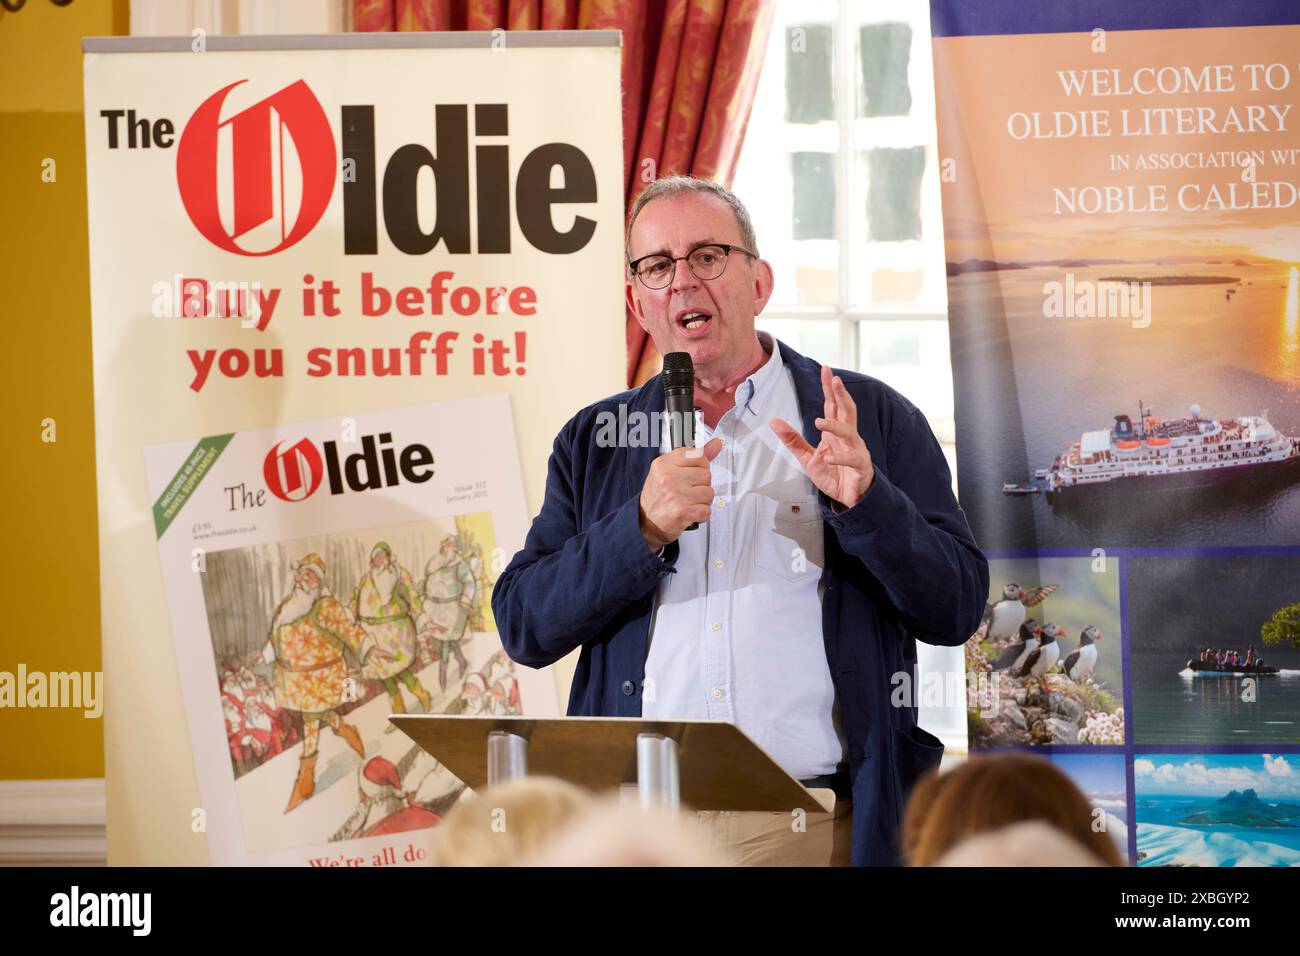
[354,0,775,387]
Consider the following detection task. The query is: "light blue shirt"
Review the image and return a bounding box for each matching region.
[642,332,848,779]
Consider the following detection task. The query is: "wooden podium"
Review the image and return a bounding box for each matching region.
[390,714,830,813]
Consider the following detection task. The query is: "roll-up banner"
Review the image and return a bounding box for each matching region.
[932,2,1300,867]
[82,32,625,864]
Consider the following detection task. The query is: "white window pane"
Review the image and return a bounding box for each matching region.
[758,317,841,368]
[850,3,948,310]
[733,2,840,308]
[916,642,969,749]
[792,151,836,240]
[786,22,835,123]
[858,21,913,117]
[866,146,926,241]
[856,318,953,427]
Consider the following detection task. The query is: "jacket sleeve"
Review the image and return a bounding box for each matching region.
[491,420,673,668]
[824,404,989,647]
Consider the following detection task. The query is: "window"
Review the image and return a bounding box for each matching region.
[734,0,965,750]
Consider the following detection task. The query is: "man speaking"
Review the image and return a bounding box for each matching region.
[492,176,988,866]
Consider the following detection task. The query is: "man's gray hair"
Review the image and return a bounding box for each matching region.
[625,175,760,269]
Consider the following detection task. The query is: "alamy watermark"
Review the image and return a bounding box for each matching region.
[0,664,103,718]
[1043,274,1151,328]
[594,406,698,448]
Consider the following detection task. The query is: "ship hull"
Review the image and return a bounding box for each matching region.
[1046,452,1300,506]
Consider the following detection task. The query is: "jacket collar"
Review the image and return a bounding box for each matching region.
[777,337,833,449]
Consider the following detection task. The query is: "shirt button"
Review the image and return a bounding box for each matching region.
[713,559,724,570]
[715,499,726,509]
[621,680,635,696]
[711,621,722,631]
[711,687,723,700]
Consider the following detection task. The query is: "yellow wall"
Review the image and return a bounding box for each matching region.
[0,0,128,779]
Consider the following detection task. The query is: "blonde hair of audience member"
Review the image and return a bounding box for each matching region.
[433,776,592,867]
[522,796,734,867]
[901,753,1125,866]
[935,820,1107,866]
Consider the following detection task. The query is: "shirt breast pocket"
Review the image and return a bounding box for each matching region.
[750,493,824,582]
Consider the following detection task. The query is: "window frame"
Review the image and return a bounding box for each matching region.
[747,1,968,753]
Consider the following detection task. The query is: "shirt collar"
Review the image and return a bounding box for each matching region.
[739,330,784,417]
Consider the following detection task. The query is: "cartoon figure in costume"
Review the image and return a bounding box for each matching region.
[420,536,477,691]
[260,553,394,812]
[351,542,441,729]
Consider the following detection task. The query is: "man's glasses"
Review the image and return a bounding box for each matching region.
[628,243,758,290]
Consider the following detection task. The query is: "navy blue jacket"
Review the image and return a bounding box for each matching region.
[492,338,989,865]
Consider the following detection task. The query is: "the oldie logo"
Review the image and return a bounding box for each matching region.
[262,437,325,502]
[176,80,337,256]
[106,77,600,256]
[262,433,434,503]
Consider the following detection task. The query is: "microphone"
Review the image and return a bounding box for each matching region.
[661,351,699,531]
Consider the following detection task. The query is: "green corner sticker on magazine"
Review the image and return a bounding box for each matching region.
[152,434,235,539]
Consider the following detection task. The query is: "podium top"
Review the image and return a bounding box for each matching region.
[390,714,828,813]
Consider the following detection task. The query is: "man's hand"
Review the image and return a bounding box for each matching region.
[638,436,725,551]
[770,365,875,511]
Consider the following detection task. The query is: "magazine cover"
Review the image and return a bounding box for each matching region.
[143,394,553,865]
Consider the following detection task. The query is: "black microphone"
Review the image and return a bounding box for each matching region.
[662,351,699,531]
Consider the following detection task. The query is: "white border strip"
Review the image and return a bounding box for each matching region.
[0,779,107,867]
[83,29,622,54]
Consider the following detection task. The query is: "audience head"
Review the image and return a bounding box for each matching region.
[901,753,1125,866]
[432,776,592,867]
[934,820,1108,866]
[521,796,732,867]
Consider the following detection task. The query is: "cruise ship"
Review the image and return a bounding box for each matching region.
[1007,402,1300,498]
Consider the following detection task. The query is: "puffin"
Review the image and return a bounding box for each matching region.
[991,621,1042,673]
[1015,622,1066,691]
[1061,625,1104,681]
[980,582,1057,641]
